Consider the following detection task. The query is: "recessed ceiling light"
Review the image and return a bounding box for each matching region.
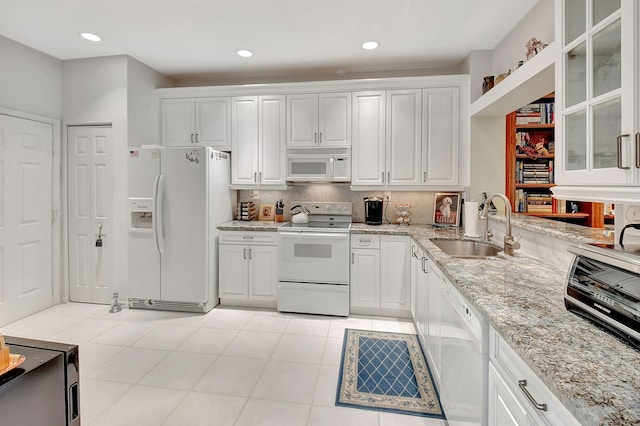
[362,41,379,50]
[79,32,102,42]
[237,49,254,58]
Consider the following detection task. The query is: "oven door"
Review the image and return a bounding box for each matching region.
[286,156,332,181]
[279,231,349,284]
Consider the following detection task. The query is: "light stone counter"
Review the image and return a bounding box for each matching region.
[218,220,285,232]
[354,222,638,425]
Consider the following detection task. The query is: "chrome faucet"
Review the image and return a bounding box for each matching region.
[479,193,520,256]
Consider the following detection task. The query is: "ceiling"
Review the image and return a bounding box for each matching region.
[0,0,539,81]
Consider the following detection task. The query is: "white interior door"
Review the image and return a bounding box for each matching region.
[0,113,53,325]
[68,126,113,304]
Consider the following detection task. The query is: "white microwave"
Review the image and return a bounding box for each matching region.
[286,147,351,182]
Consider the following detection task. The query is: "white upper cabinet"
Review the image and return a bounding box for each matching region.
[231,96,259,185]
[231,95,287,187]
[422,88,459,186]
[352,91,386,186]
[258,95,287,186]
[556,0,637,186]
[162,97,231,148]
[287,92,351,147]
[386,89,422,186]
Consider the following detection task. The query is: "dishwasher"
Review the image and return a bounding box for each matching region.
[439,277,488,425]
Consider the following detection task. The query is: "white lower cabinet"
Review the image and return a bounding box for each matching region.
[488,328,580,426]
[426,258,443,386]
[219,231,278,307]
[350,234,410,316]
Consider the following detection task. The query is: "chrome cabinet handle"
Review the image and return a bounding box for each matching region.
[259,172,262,182]
[248,248,252,259]
[242,236,254,240]
[423,171,427,183]
[518,380,547,412]
[411,245,419,259]
[195,133,199,144]
[636,133,640,168]
[243,248,247,259]
[387,172,390,183]
[190,133,195,144]
[617,134,631,169]
[319,132,323,143]
[351,252,355,264]
[253,172,257,182]
[420,257,426,273]
[314,132,318,144]
[381,172,385,183]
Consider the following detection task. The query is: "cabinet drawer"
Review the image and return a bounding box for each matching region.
[220,231,278,245]
[350,234,380,249]
[490,329,580,425]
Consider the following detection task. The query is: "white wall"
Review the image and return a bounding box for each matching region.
[461,50,493,103]
[127,56,174,146]
[0,35,62,118]
[491,0,555,77]
[470,117,505,203]
[62,55,169,301]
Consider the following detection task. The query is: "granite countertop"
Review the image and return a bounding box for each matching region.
[218,220,285,231]
[354,222,638,425]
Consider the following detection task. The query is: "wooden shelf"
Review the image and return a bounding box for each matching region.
[515,123,555,129]
[515,154,555,159]
[525,212,589,219]
[515,183,555,189]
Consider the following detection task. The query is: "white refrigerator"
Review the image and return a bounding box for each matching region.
[127,146,233,312]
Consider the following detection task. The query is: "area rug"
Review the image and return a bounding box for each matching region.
[335,328,445,419]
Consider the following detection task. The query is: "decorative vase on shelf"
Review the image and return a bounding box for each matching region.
[482,76,495,94]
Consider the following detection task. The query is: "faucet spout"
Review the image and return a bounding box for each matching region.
[479,193,520,256]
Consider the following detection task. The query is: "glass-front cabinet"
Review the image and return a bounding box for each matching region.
[555,0,637,186]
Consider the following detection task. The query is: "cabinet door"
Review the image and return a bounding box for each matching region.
[380,235,410,310]
[287,94,318,146]
[422,88,459,185]
[350,248,381,308]
[259,95,287,186]
[417,256,429,340]
[196,97,231,148]
[352,91,386,186]
[410,243,420,322]
[231,96,259,185]
[427,260,442,386]
[557,1,635,185]
[219,245,249,299]
[248,245,278,301]
[488,363,531,426]
[386,89,422,186]
[162,98,195,146]
[319,92,351,146]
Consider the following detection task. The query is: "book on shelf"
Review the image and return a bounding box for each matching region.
[516,102,554,125]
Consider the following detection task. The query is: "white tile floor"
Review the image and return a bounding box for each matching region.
[2,303,448,426]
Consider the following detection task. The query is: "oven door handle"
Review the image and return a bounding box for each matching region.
[279,232,349,238]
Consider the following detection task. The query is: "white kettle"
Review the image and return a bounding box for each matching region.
[291,205,310,224]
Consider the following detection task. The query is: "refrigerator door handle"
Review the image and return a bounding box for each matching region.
[154,174,166,254]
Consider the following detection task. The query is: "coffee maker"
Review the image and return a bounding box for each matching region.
[364,197,384,225]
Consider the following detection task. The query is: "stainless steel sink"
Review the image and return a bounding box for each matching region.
[430,239,502,259]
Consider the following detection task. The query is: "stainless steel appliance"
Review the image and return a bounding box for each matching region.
[364,197,384,225]
[565,243,640,348]
[277,201,352,316]
[286,147,350,182]
[0,336,79,425]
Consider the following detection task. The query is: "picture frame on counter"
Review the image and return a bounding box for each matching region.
[259,204,275,221]
[433,193,460,227]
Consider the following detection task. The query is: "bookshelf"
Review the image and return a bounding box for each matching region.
[505,94,605,228]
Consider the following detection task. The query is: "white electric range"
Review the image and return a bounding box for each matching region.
[277,201,352,316]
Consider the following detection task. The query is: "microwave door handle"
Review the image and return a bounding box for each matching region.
[329,157,334,180]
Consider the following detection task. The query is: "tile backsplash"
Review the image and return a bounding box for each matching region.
[238,185,462,225]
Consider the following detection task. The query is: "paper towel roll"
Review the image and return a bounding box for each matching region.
[464,201,481,237]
